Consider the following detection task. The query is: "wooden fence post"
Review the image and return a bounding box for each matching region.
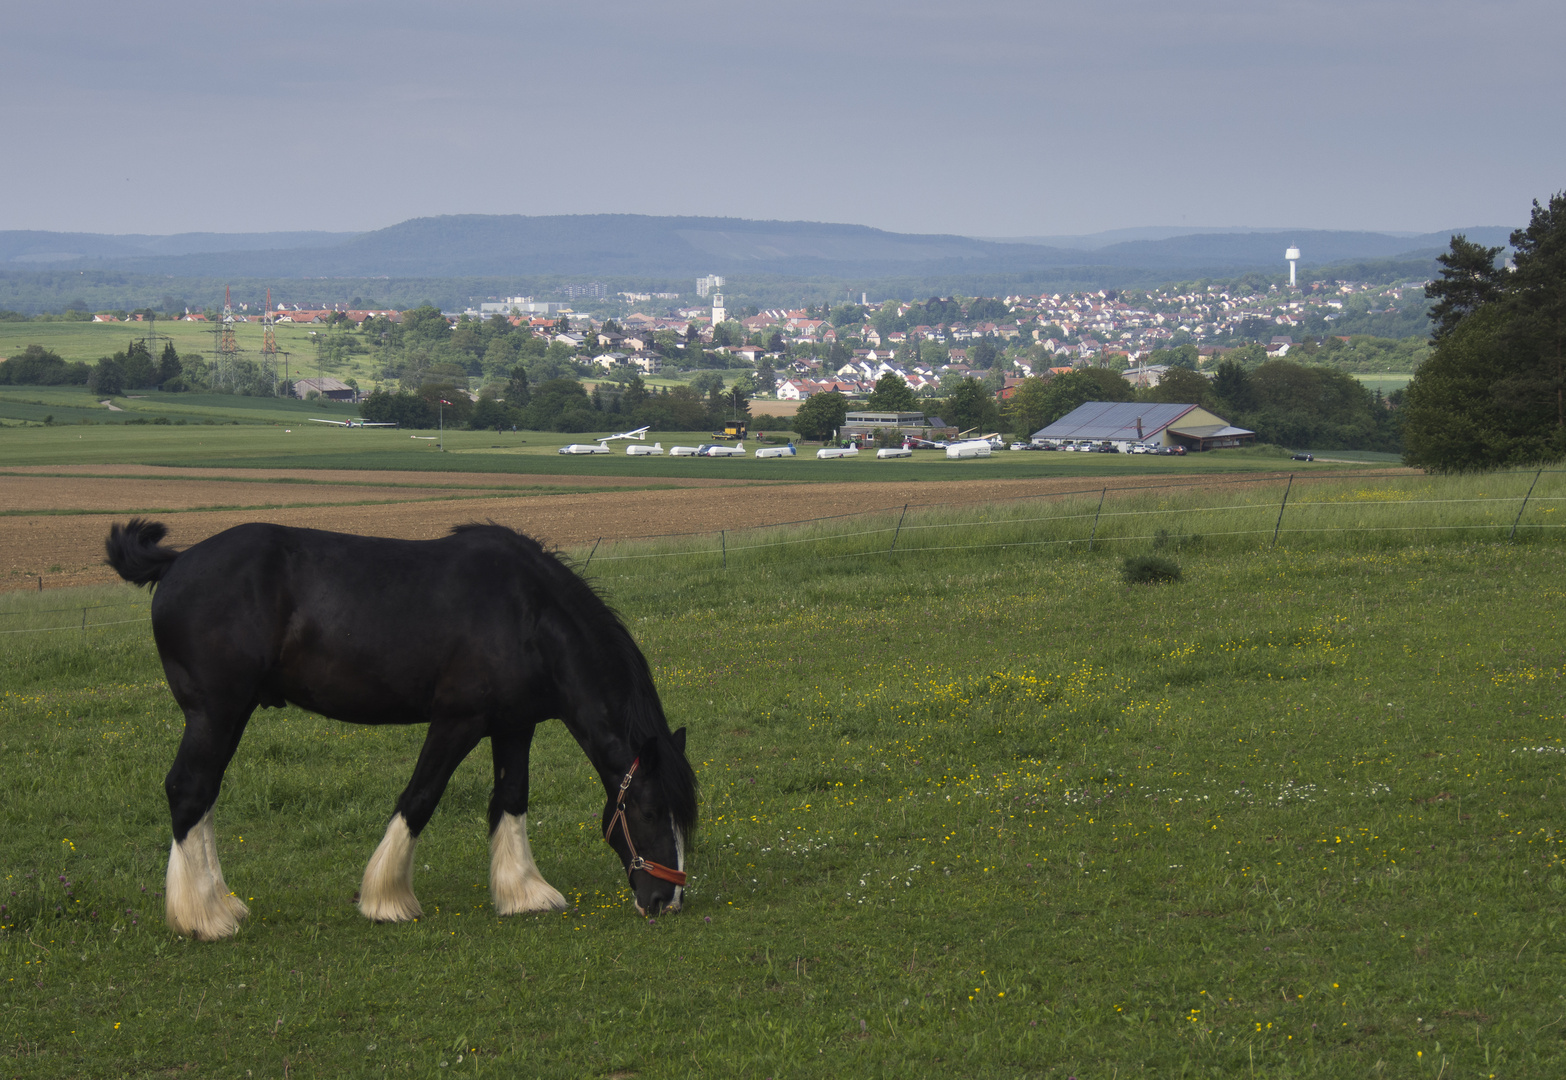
[1272,474,1294,548]
[1510,468,1544,541]
[890,504,909,551]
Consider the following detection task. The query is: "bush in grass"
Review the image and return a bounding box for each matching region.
[1122,553,1182,585]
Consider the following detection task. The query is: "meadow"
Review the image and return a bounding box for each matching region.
[0,320,342,378]
[1350,375,1413,397]
[2,469,1563,1078]
[0,400,1395,481]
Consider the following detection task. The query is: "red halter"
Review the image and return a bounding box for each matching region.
[604,757,687,886]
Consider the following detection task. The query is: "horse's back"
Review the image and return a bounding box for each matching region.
[150,523,553,724]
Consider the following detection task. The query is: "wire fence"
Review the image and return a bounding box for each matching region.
[577,467,1566,574]
[0,601,151,636]
[4,467,1562,632]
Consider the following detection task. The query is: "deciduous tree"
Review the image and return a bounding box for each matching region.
[866,371,917,411]
[793,390,848,441]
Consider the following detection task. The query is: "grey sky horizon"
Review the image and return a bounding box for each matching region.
[3,1,1560,239]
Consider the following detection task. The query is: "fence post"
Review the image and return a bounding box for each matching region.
[721,529,727,569]
[583,536,602,570]
[1510,468,1544,541]
[890,504,909,551]
[81,608,87,631]
[1088,487,1107,551]
[1272,473,1294,548]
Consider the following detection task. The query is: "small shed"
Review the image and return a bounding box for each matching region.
[292,377,357,402]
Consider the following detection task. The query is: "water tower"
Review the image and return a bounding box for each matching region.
[1285,246,1301,287]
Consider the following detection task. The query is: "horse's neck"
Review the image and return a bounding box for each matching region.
[547,622,659,790]
[557,683,641,792]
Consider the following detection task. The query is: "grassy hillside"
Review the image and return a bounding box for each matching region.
[1,506,1560,1077]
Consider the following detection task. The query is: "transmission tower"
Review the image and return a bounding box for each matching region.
[140,310,169,360]
[210,285,240,389]
[259,287,279,395]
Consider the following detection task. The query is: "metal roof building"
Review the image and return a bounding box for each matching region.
[1034,402,1255,450]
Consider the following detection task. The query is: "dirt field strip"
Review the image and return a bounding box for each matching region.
[0,468,1332,591]
[1,463,765,490]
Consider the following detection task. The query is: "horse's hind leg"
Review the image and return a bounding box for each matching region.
[163,703,253,941]
[487,723,566,915]
[360,716,485,924]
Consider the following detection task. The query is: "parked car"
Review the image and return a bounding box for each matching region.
[1291,452,1314,461]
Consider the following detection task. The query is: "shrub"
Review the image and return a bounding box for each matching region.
[1122,554,1182,585]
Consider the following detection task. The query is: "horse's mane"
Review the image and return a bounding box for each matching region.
[451,523,698,833]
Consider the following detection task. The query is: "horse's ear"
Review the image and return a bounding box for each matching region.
[671,727,687,753]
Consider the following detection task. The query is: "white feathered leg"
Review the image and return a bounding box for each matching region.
[668,816,686,913]
[165,809,249,940]
[489,812,566,915]
[359,813,422,923]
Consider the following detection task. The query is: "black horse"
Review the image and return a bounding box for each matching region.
[106,518,696,940]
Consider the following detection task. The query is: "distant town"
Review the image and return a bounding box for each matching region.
[46,267,1425,402]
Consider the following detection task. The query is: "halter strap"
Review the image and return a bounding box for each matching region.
[603,757,687,886]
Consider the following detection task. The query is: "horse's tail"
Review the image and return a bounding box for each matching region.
[105,518,180,587]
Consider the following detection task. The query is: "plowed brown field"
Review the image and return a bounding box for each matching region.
[1,464,1291,591]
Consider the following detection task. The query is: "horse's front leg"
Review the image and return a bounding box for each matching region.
[487,722,567,915]
[163,704,253,941]
[360,715,485,924]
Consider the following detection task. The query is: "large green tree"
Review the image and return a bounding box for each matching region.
[794,391,849,441]
[941,377,1002,433]
[1138,367,1213,408]
[1405,192,1566,470]
[866,371,917,411]
[1424,235,1506,341]
[1002,376,1052,439]
[1035,368,1134,426]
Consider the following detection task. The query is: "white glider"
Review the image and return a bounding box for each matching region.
[698,442,747,458]
[558,426,650,455]
[755,442,797,459]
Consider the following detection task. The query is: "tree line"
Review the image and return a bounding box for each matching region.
[1402,192,1566,471]
[1000,359,1401,451]
[0,340,204,395]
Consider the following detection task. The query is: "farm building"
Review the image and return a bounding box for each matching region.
[291,377,358,402]
[1034,402,1254,451]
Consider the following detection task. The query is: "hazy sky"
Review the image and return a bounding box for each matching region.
[3,0,1560,238]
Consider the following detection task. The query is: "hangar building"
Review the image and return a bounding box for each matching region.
[1034,402,1255,451]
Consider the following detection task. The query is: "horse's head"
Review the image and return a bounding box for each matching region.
[602,728,693,917]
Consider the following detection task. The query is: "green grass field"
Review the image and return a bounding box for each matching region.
[1,404,1384,483]
[2,475,1564,1077]
[0,320,346,377]
[1351,374,1414,396]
